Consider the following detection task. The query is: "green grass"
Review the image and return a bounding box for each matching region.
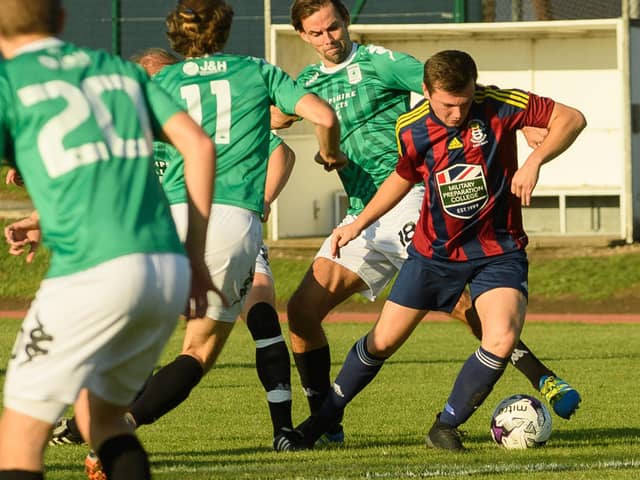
[0,318,638,479]
[0,166,30,201]
[3,232,640,312]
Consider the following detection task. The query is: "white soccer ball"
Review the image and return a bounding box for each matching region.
[490,394,552,449]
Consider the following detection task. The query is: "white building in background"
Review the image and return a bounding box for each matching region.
[267,18,640,243]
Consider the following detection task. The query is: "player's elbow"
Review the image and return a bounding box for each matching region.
[295,94,338,129]
[575,110,587,132]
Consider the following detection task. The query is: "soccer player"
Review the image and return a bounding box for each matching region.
[0,0,217,478]
[296,49,586,451]
[286,0,581,445]
[103,0,343,457]
[51,47,302,455]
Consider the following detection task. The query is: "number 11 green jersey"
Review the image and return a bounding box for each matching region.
[153,54,307,214]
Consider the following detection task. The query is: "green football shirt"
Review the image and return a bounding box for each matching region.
[153,54,307,214]
[154,132,282,205]
[297,43,424,214]
[153,140,185,204]
[0,38,185,278]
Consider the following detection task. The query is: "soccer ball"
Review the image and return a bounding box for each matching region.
[490,394,552,449]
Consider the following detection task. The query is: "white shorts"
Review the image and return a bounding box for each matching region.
[205,204,263,322]
[170,203,268,320]
[170,203,189,243]
[4,253,189,423]
[254,243,272,278]
[316,185,424,301]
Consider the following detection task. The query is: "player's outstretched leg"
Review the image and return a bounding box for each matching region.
[451,294,581,419]
[246,302,300,451]
[128,354,204,426]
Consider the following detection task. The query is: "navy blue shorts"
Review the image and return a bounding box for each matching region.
[387,244,529,313]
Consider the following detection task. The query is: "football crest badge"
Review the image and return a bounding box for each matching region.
[436,164,488,219]
[347,64,362,84]
[468,119,489,147]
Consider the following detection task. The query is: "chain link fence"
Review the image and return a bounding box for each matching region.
[59,0,633,59]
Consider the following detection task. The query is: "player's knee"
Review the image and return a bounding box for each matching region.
[286,292,323,331]
[246,302,281,340]
[367,335,397,358]
[482,333,519,359]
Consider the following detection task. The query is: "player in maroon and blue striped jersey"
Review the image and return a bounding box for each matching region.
[296,50,586,452]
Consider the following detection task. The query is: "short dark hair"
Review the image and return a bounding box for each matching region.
[423,50,478,94]
[166,0,234,57]
[0,0,61,37]
[290,0,350,32]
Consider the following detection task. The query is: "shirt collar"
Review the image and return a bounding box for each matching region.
[13,37,64,57]
[319,42,358,74]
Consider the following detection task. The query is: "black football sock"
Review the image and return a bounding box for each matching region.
[66,415,83,441]
[293,345,331,415]
[510,339,555,390]
[299,336,385,445]
[0,471,43,480]
[97,434,150,480]
[246,302,293,435]
[129,354,203,426]
[439,347,508,427]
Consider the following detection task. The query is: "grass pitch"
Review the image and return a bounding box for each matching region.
[0,317,638,479]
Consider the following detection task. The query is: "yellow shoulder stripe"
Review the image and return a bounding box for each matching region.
[475,88,528,110]
[395,102,430,154]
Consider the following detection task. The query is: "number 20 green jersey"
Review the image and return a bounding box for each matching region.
[0,39,184,278]
[297,43,423,214]
[153,54,307,214]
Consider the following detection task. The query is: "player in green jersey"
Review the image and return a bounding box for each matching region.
[286,0,581,445]
[51,46,304,460]
[0,0,217,478]
[99,0,344,457]
[132,41,306,451]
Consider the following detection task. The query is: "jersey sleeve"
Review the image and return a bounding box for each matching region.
[365,45,424,94]
[489,88,555,131]
[268,132,283,156]
[520,92,555,128]
[257,59,308,115]
[394,119,423,183]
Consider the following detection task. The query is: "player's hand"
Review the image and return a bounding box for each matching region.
[4,216,41,263]
[511,159,541,207]
[270,105,301,130]
[5,168,24,186]
[314,150,348,171]
[185,259,228,319]
[521,126,549,149]
[314,151,348,172]
[330,222,362,258]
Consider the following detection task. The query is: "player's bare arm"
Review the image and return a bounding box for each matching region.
[161,110,221,317]
[331,172,415,257]
[520,126,549,148]
[293,93,347,171]
[270,105,301,130]
[263,142,296,222]
[512,102,586,206]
